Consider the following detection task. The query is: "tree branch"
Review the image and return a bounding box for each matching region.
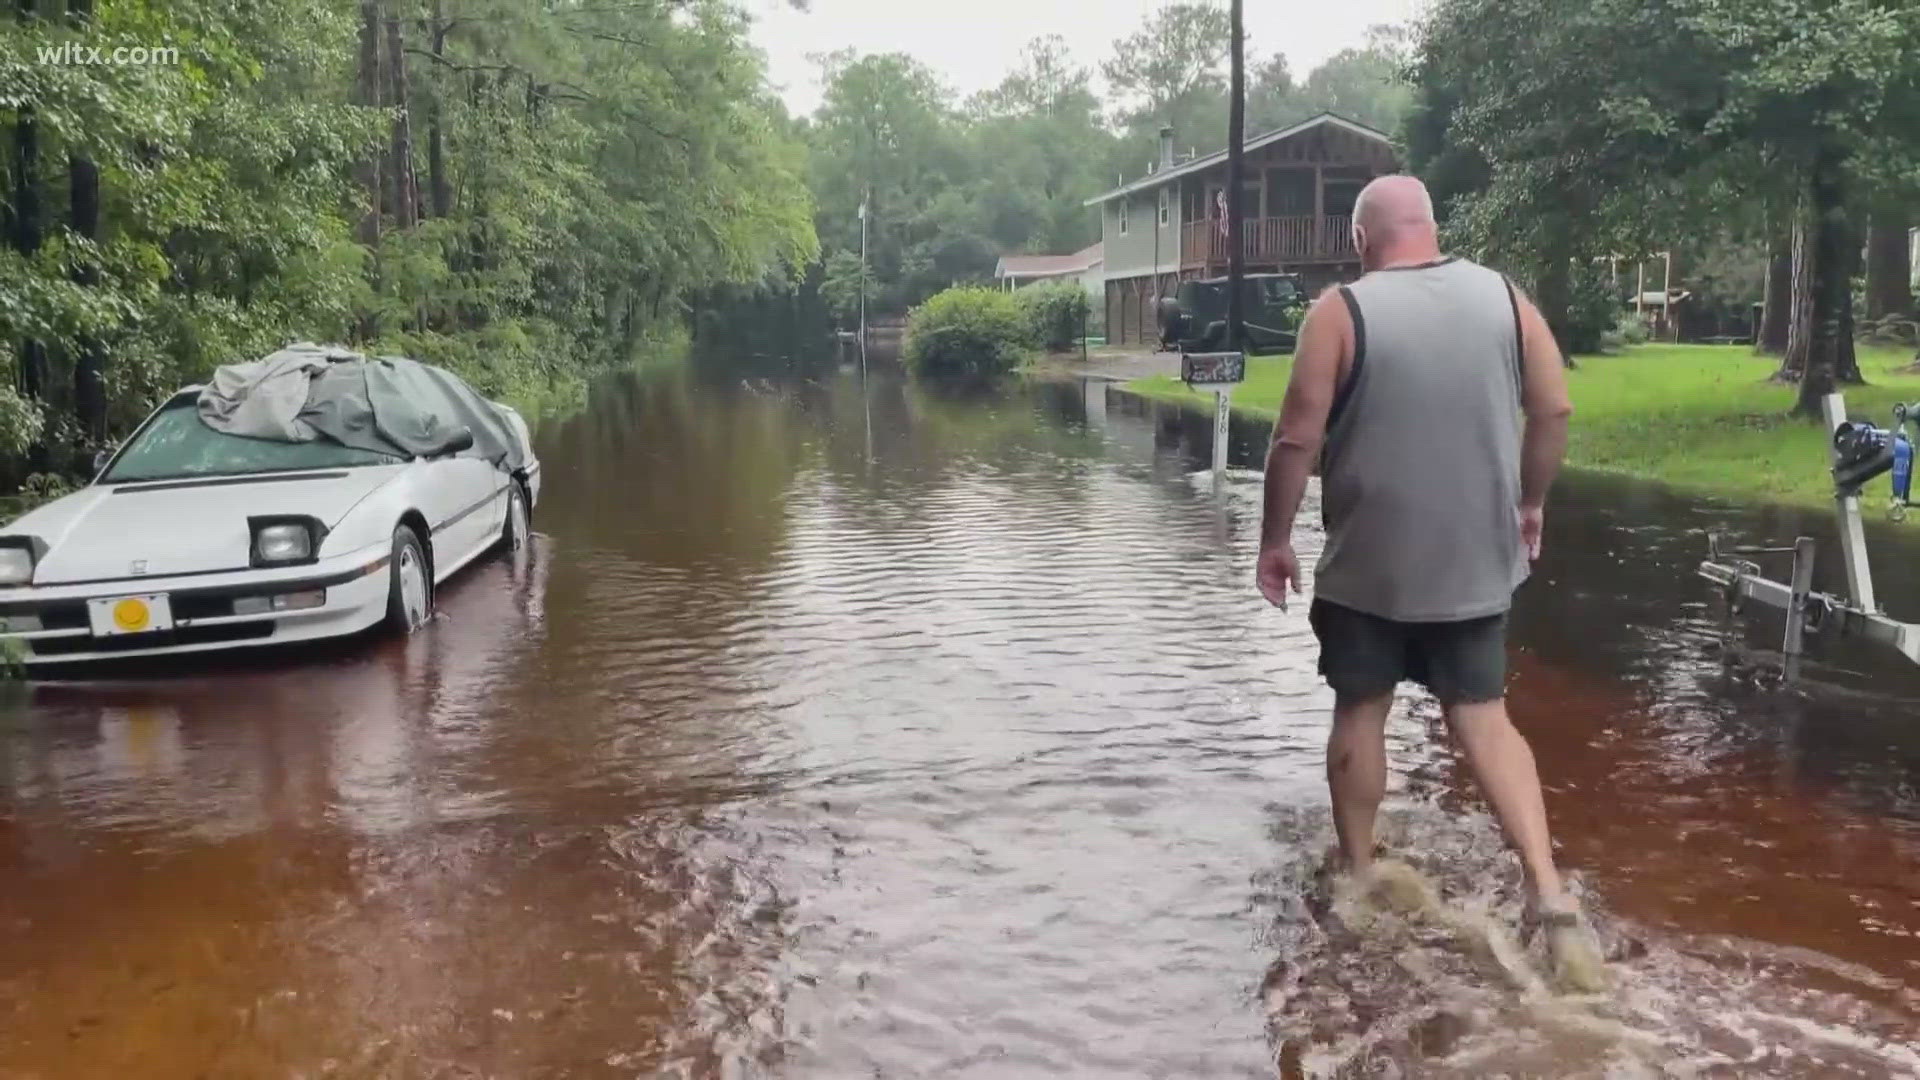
[402,47,516,75]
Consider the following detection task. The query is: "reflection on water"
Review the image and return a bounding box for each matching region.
[0,358,1916,1077]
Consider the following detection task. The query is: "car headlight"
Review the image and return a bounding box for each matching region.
[254,524,311,563]
[0,544,34,586]
[248,517,324,567]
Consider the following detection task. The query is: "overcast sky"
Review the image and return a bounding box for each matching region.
[744,0,1428,118]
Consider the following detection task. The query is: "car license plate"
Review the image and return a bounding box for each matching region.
[87,594,174,636]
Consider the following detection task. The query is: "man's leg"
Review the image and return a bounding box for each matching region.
[1417,613,1569,907]
[1420,616,1607,991]
[1310,600,1406,875]
[1328,691,1394,875]
[1443,698,1565,905]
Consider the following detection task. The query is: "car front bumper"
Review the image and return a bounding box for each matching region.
[0,542,393,666]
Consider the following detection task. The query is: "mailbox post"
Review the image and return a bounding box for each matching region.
[1181,351,1246,483]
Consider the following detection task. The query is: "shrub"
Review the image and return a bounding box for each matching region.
[1603,311,1651,352]
[1561,261,1620,356]
[905,286,1031,381]
[1016,281,1091,353]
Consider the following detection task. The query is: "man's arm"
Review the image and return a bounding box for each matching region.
[1260,289,1351,552]
[1514,288,1573,509]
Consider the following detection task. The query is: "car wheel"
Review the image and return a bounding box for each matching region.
[500,481,530,556]
[385,525,432,634]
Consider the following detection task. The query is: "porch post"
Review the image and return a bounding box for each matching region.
[1313,162,1324,259]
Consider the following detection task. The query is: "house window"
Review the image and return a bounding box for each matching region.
[1239,182,1264,220]
[1267,169,1315,216]
[1118,199,1129,236]
[1158,189,1171,227]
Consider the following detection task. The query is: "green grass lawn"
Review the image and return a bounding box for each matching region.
[1125,343,1920,510]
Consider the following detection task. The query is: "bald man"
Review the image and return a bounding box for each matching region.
[1256,175,1602,989]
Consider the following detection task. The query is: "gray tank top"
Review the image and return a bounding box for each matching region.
[1314,256,1528,623]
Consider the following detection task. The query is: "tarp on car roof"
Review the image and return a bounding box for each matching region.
[196,342,526,470]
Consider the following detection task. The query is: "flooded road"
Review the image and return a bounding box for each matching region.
[2,360,1917,1077]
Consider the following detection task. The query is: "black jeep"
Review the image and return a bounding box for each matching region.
[1156,273,1306,355]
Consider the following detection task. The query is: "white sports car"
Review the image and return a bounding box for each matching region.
[0,353,540,667]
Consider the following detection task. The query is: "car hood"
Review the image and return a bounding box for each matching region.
[7,467,405,585]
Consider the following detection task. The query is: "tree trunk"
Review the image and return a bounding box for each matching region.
[68,0,106,443]
[13,0,47,447]
[468,72,491,285]
[1535,255,1576,365]
[1792,151,1860,416]
[12,118,45,404]
[1865,204,1912,320]
[1758,230,1792,354]
[354,0,383,246]
[1780,212,1814,381]
[1837,282,1861,385]
[426,0,451,219]
[385,13,417,232]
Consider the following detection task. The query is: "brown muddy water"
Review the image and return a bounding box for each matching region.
[1,361,1917,1078]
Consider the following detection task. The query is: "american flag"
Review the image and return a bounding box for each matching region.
[1216,190,1229,241]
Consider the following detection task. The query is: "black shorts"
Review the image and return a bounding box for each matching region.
[1308,598,1509,707]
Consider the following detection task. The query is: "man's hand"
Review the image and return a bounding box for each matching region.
[1519,504,1545,561]
[1257,544,1303,609]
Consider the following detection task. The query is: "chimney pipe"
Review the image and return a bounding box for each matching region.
[1159,125,1175,171]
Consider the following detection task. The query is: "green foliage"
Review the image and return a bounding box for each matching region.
[1101,2,1230,129]
[0,472,75,528]
[0,0,816,494]
[1410,0,1920,390]
[806,19,1412,321]
[1016,282,1091,352]
[905,286,1031,381]
[1128,344,1920,509]
[1287,29,1415,135]
[819,250,871,325]
[19,471,75,507]
[1562,262,1622,356]
[0,387,44,461]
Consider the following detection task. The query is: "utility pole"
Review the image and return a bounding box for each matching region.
[1226,0,1246,351]
[858,189,869,379]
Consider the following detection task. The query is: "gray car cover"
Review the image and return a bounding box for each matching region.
[197,343,526,471]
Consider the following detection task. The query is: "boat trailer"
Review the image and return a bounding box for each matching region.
[1699,392,1920,673]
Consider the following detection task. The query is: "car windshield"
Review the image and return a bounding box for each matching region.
[103,398,399,483]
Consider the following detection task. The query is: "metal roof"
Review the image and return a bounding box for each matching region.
[993,242,1104,279]
[1083,113,1394,207]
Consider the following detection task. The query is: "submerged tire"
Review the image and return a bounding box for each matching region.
[385,525,432,634]
[500,481,530,556]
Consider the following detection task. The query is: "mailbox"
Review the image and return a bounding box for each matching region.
[1181,351,1245,391]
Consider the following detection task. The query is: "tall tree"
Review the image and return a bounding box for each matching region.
[423,0,451,219]
[1102,1,1231,170]
[384,11,416,232]
[1409,0,1920,408]
[807,51,969,311]
[10,0,46,431]
[67,0,104,442]
[1246,54,1309,132]
[0,0,819,488]
[966,37,1115,255]
[1101,1,1230,124]
[1865,207,1913,320]
[1293,38,1413,134]
[354,0,383,245]
[1758,231,1793,354]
